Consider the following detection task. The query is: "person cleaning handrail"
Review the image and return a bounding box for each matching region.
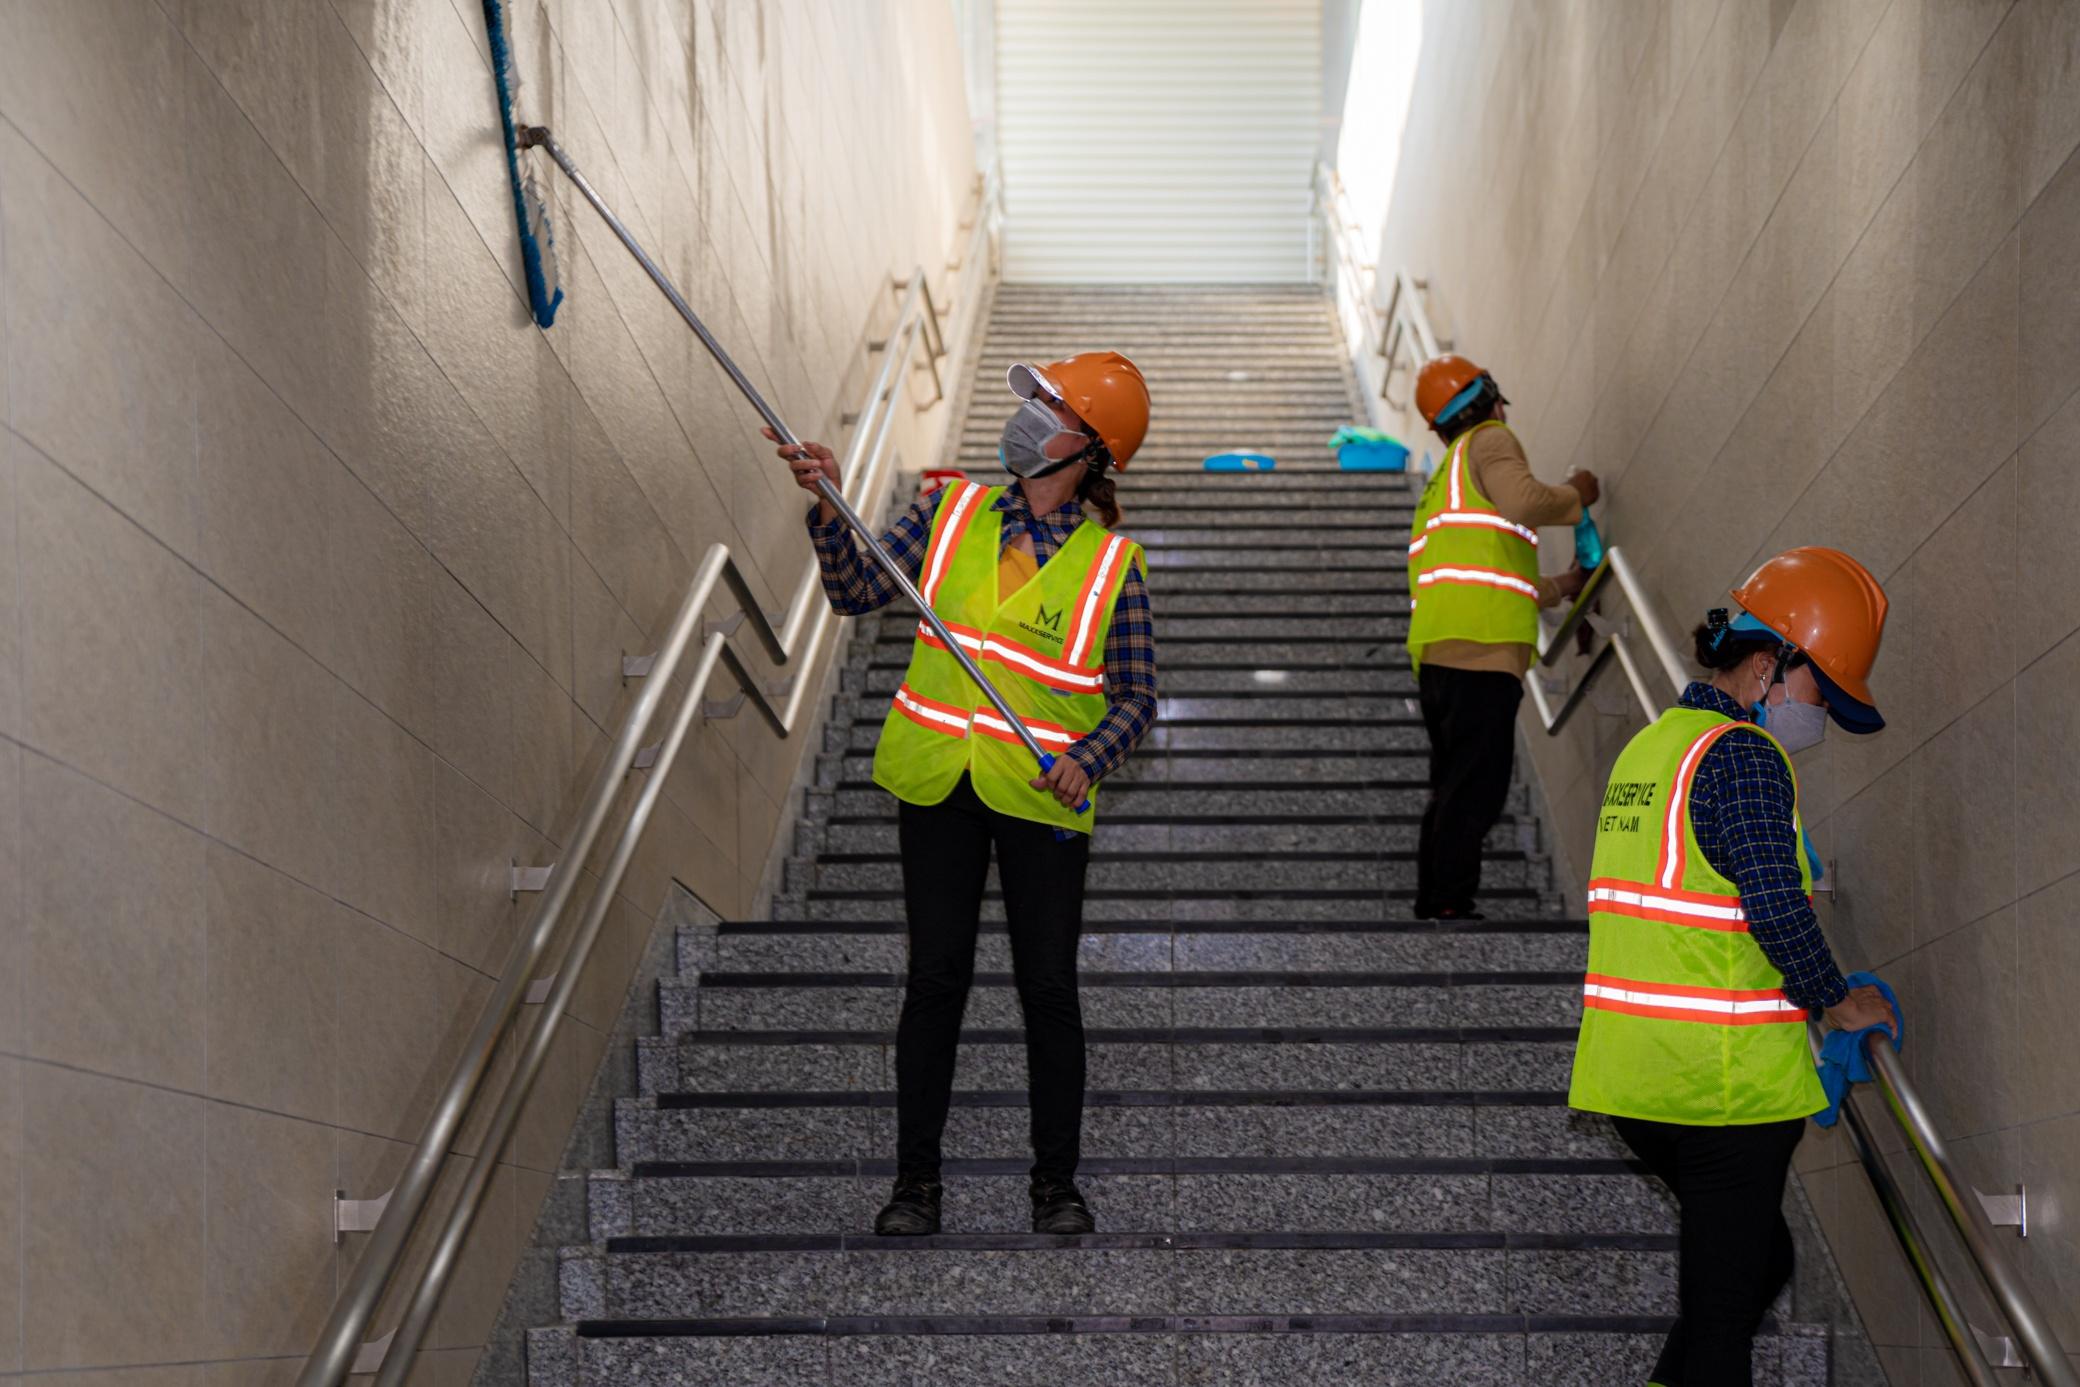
[1405,354,1596,919]
[1567,546,1900,1387]
[770,352,1157,1239]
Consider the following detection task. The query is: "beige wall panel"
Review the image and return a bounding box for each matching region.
[22,756,207,1092]
[0,0,972,1372]
[22,1066,207,1369]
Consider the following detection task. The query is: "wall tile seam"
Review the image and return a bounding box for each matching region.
[1652,216,2022,602]
[147,14,584,550]
[166,0,780,635]
[1514,0,1742,395]
[3,419,586,860]
[1525,0,1884,464]
[541,1,828,393]
[0,113,604,723]
[1577,0,2026,502]
[0,1046,553,1163]
[0,710,584,1036]
[549,220,785,606]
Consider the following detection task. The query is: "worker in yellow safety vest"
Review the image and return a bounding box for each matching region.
[1406,354,1597,919]
[770,352,1156,1239]
[1568,547,1900,1387]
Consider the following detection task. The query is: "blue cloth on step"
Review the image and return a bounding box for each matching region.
[1813,972,1900,1128]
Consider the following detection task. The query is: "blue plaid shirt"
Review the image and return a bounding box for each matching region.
[1679,682,1849,1012]
[806,482,1158,783]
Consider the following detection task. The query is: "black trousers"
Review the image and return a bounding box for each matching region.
[894,775,1091,1181]
[1415,664,1524,913]
[1612,1116,1806,1387]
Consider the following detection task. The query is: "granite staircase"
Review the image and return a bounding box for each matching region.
[522,287,1837,1383]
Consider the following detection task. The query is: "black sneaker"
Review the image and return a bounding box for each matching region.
[1030,1177,1094,1234]
[873,1175,942,1236]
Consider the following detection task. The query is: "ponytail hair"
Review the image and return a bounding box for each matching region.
[1078,464,1121,528]
[1691,607,1788,671]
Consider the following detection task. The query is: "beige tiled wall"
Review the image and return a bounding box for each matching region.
[1367,0,2080,1376]
[0,0,974,1379]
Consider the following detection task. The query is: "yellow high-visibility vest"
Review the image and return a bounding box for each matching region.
[1568,707,1824,1126]
[872,481,1140,833]
[1406,420,1541,670]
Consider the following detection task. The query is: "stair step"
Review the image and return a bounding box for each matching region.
[592,1179,1672,1242]
[590,1156,1667,1240]
[791,856,1533,895]
[786,896,1560,926]
[699,920,1579,976]
[809,819,1513,856]
[533,1318,1828,1387]
[558,1229,1679,1324]
[822,784,1487,817]
[849,665,1416,695]
[613,1090,1627,1165]
[837,723,1426,756]
[649,1025,1581,1097]
[663,971,1578,1035]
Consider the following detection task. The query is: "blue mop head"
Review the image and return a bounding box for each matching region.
[483,0,563,328]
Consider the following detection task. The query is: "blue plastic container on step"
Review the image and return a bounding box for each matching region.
[1327,426,1409,472]
[1203,452,1278,472]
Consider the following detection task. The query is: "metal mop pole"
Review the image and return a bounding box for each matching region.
[521,126,1087,811]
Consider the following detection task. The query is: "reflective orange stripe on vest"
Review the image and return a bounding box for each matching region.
[891,685,1086,751]
[892,684,972,739]
[1656,722,1753,890]
[973,708,1083,750]
[1414,565,1540,601]
[1407,433,1541,561]
[914,621,1106,693]
[921,482,988,606]
[1585,879,1749,931]
[1582,973,1806,1026]
[1066,534,1131,666]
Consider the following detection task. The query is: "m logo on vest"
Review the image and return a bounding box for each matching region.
[1036,602,1063,633]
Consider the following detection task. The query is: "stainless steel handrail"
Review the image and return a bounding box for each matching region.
[296,157,1001,1387]
[1337,251,2075,1379]
[1863,1036,2077,1385]
[1524,545,1689,735]
[1316,163,1453,414]
[1805,1029,2003,1387]
[1315,163,1385,365]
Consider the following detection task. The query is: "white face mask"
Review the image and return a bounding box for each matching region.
[1756,697,1828,754]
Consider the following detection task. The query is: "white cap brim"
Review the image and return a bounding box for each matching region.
[1007,362,1060,402]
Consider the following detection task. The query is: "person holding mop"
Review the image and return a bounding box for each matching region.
[770,351,1157,1237]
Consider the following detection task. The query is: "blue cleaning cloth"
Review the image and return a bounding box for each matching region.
[1814,972,1900,1128]
[1327,425,1403,448]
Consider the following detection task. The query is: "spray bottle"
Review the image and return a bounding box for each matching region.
[1574,509,1606,572]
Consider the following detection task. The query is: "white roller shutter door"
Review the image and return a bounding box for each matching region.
[995,0,1322,284]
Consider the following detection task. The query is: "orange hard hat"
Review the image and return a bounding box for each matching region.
[1010,351,1150,469]
[1731,547,1889,723]
[1414,353,1506,427]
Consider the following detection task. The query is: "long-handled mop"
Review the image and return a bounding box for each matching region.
[506,130,1090,816]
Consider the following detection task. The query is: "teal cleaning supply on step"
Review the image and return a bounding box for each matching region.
[1329,425,1408,472]
[1574,511,1606,571]
[1204,452,1277,472]
[483,0,563,327]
